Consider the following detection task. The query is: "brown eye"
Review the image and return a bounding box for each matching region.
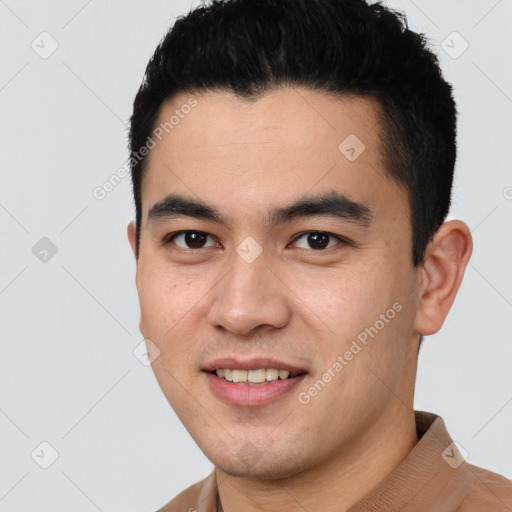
[166,231,216,249]
[291,231,343,250]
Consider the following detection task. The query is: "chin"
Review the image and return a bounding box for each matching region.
[209,446,309,481]
[219,462,308,482]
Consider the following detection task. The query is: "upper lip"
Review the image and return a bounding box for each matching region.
[202,357,308,374]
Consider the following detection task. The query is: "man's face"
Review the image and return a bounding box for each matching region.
[129,88,424,478]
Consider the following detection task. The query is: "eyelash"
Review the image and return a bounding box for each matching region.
[161,230,350,252]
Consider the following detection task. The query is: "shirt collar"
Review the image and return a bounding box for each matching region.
[347,410,460,511]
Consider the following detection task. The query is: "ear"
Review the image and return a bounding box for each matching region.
[414,220,473,336]
[127,220,138,259]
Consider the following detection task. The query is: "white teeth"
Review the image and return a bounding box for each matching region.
[248,369,266,383]
[265,368,279,381]
[214,368,299,384]
[278,370,290,380]
[232,369,247,383]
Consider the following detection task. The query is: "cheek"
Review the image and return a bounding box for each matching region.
[137,266,196,341]
[305,267,369,334]
[139,272,204,402]
[314,261,411,356]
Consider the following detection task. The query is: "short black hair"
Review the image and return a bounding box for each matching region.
[129,0,456,273]
[129,0,456,270]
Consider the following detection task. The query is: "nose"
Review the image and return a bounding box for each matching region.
[207,248,292,337]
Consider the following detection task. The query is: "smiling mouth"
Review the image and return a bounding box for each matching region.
[207,368,307,385]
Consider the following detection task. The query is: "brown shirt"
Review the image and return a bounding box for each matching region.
[158,410,512,511]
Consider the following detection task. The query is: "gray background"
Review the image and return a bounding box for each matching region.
[0,0,511,510]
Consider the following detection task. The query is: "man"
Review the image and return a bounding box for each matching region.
[126,0,512,510]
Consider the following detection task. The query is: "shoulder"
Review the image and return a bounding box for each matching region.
[156,470,217,512]
[457,462,512,511]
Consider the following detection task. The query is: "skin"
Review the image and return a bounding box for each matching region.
[127,87,473,512]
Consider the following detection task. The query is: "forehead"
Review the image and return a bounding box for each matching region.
[152,87,382,156]
[141,87,407,227]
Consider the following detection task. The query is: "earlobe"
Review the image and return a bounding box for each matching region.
[414,220,473,336]
[127,220,137,258]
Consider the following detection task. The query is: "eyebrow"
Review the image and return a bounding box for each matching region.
[147,191,373,228]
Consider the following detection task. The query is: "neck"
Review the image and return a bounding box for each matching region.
[216,406,418,512]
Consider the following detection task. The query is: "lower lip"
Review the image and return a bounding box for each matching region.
[204,371,307,407]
